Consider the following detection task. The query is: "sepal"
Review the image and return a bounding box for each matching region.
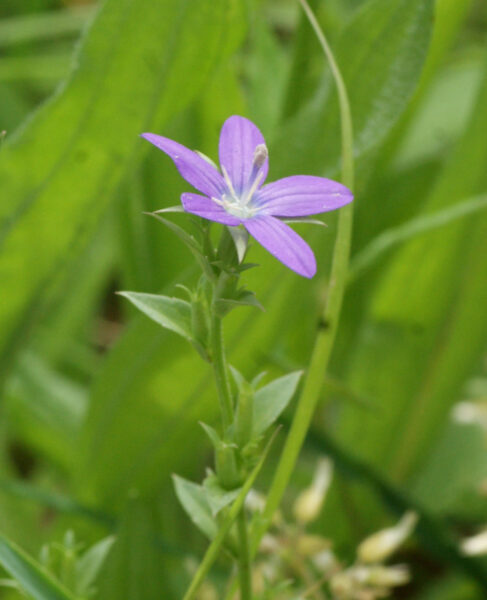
[146,212,215,280]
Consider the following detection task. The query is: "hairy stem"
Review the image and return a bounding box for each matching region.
[209,307,251,600]
[210,313,234,432]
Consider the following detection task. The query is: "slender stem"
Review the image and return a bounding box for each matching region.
[236,511,251,600]
[251,0,355,552]
[182,432,277,600]
[210,313,233,432]
[209,304,252,600]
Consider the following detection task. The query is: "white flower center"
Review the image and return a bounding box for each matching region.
[212,144,268,220]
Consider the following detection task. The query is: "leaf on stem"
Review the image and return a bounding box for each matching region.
[172,476,217,541]
[253,371,303,436]
[117,292,193,342]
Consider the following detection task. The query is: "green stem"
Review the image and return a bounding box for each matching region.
[182,432,277,600]
[209,302,252,600]
[236,511,251,600]
[210,312,233,432]
[251,0,355,553]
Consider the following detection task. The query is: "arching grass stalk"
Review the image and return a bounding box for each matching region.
[251,0,355,552]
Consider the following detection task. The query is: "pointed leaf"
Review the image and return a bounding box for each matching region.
[118,292,193,341]
[172,475,217,541]
[153,206,185,214]
[0,534,77,600]
[253,371,303,436]
[75,536,116,597]
[147,213,214,279]
[214,291,264,315]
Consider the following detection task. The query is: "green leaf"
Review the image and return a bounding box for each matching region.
[0,0,237,383]
[172,475,217,541]
[0,534,77,600]
[336,52,487,480]
[117,292,193,342]
[75,536,116,597]
[349,194,487,282]
[202,474,241,517]
[272,0,435,178]
[182,429,278,600]
[214,290,264,316]
[253,371,303,437]
[147,213,214,280]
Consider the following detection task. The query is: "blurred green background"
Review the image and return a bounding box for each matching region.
[0,0,487,597]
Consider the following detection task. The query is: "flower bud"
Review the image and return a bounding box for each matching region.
[296,534,330,557]
[357,511,418,564]
[330,571,355,599]
[452,401,487,430]
[293,458,333,525]
[461,529,487,556]
[365,564,411,587]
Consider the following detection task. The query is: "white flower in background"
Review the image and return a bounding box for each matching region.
[357,511,418,564]
[293,457,333,525]
[460,529,487,556]
[452,401,487,431]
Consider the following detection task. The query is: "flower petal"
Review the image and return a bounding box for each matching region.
[256,175,353,217]
[141,133,225,197]
[244,215,316,278]
[181,193,242,226]
[218,116,269,194]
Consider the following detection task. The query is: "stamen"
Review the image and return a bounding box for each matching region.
[252,144,268,169]
[221,165,238,200]
[241,170,265,206]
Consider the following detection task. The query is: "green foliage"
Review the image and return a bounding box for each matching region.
[117,292,193,343]
[253,372,303,437]
[0,0,486,598]
[0,534,76,600]
[172,476,217,542]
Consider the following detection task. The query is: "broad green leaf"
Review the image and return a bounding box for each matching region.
[253,371,303,437]
[0,0,242,383]
[5,353,87,470]
[0,534,76,600]
[271,0,435,178]
[0,6,93,47]
[336,51,487,481]
[95,495,178,600]
[172,475,217,541]
[117,292,193,342]
[75,536,115,597]
[349,194,487,282]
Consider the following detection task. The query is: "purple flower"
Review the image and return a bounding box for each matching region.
[142,116,353,278]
